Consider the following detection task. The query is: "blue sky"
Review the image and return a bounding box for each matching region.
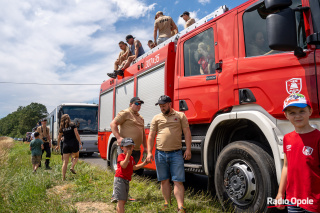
[0,0,247,119]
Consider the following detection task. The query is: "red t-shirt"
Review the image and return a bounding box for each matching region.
[115,153,135,181]
[283,129,320,212]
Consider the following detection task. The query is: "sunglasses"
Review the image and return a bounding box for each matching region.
[134,102,142,106]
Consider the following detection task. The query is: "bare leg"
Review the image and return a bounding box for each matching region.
[71,157,78,170]
[114,59,120,70]
[119,56,134,71]
[173,181,185,208]
[62,153,70,180]
[117,200,126,213]
[161,179,171,205]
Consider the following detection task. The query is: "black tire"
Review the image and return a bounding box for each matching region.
[110,142,119,173]
[214,141,278,213]
[86,152,94,157]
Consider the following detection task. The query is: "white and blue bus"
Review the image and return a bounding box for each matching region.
[47,103,98,156]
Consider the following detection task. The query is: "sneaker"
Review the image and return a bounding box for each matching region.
[111,196,117,203]
[128,196,136,202]
[178,206,186,213]
[115,70,124,77]
[158,203,169,213]
[45,166,52,170]
[107,72,117,79]
[33,170,36,173]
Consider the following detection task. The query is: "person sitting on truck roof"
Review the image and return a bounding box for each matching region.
[180,11,195,29]
[114,41,130,72]
[107,35,145,79]
[154,11,178,46]
[148,40,156,49]
[197,42,215,75]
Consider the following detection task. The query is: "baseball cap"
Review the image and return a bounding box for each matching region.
[180,11,190,17]
[125,35,135,40]
[283,93,311,111]
[42,118,47,122]
[121,138,135,147]
[155,95,172,105]
[130,97,144,104]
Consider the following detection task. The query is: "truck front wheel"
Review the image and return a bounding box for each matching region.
[214,141,278,212]
[110,142,118,173]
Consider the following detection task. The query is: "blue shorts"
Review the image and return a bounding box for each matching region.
[155,149,185,182]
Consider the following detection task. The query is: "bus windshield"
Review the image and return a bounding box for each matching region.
[62,106,98,134]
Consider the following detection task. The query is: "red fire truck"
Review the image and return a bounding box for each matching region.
[98,0,320,211]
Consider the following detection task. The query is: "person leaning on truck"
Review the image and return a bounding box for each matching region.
[146,95,191,213]
[180,11,195,29]
[154,11,178,46]
[110,96,147,166]
[36,118,52,170]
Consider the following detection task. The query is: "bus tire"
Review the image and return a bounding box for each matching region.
[110,142,119,173]
[214,141,278,213]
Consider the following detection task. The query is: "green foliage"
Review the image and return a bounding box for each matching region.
[0,142,226,213]
[0,102,47,137]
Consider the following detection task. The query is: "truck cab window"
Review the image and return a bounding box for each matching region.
[183,28,215,76]
[243,0,306,57]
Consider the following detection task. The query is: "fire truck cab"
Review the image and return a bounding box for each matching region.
[98,0,320,211]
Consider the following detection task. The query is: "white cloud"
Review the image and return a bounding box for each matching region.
[199,0,210,5]
[177,10,200,28]
[0,0,156,118]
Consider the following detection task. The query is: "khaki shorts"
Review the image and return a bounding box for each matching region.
[32,155,41,165]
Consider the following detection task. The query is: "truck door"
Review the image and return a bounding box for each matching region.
[177,25,219,123]
[237,0,319,117]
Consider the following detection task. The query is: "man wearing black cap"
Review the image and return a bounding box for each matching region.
[110,96,147,167]
[36,118,52,169]
[180,11,195,29]
[146,95,191,213]
[107,35,145,79]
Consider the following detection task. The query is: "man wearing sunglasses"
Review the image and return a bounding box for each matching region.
[110,96,147,167]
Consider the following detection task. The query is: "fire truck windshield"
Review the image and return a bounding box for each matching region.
[62,106,98,134]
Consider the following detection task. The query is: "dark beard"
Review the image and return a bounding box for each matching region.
[163,108,170,115]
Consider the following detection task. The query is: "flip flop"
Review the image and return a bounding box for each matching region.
[70,168,76,174]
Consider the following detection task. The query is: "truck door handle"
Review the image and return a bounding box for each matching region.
[215,61,223,73]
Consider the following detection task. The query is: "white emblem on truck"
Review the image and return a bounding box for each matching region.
[286,78,302,94]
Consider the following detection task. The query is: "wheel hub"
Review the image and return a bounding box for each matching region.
[223,161,256,206]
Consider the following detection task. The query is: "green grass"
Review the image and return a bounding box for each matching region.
[0,140,225,213]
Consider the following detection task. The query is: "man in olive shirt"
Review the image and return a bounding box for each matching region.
[146,95,191,213]
[180,11,196,29]
[110,97,147,165]
[36,118,52,169]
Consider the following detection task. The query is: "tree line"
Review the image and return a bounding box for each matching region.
[0,103,47,138]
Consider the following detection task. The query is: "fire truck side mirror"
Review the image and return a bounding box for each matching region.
[266,8,297,51]
[264,0,292,10]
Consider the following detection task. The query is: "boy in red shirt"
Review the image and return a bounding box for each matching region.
[113,138,148,213]
[276,93,320,212]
